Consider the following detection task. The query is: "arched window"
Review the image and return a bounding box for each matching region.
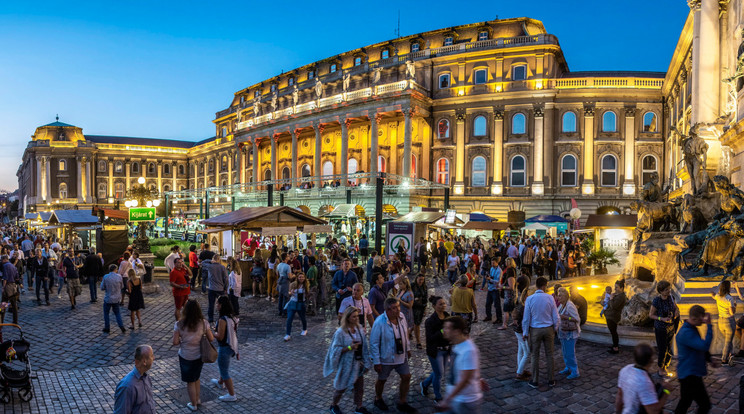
[436,158,450,185]
[148,163,155,174]
[282,167,290,180]
[602,111,617,132]
[163,163,171,175]
[643,112,657,132]
[114,183,124,199]
[58,159,67,172]
[473,116,487,136]
[437,119,450,139]
[471,156,487,187]
[180,186,186,191]
[264,169,272,181]
[348,158,359,184]
[301,164,311,177]
[562,112,576,133]
[561,155,577,187]
[58,183,67,199]
[98,160,107,172]
[220,180,226,187]
[322,161,334,177]
[114,161,123,173]
[641,155,658,185]
[163,185,171,193]
[131,162,139,174]
[378,156,386,173]
[97,183,107,200]
[512,113,526,134]
[601,155,617,186]
[178,165,185,175]
[510,156,526,187]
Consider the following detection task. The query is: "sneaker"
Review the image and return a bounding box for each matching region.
[57,294,61,299]
[210,378,224,389]
[566,373,580,379]
[548,380,556,387]
[284,335,291,342]
[373,399,389,411]
[301,330,308,336]
[395,402,417,413]
[218,394,237,402]
[420,381,429,396]
[528,381,538,389]
[558,368,570,375]
[353,407,371,414]
[329,405,343,414]
[120,326,126,333]
[186,402,197,411]
[247,295,254,298]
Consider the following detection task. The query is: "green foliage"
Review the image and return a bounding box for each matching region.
[152,245,172,260]
[580,234,595,255]
[586,247,620,269]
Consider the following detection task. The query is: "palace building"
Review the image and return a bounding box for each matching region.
[17,3,744,222]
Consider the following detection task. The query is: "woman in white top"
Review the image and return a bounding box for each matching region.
[172,299,215,411]
[447,252,460,285]
[556,287,581,379]
[711,280,743,365]
[226,257,242,316]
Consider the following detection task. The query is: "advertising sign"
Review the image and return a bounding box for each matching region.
[386,222,414,262]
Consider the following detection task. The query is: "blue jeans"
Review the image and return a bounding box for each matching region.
[447,270,458,284]
[485,289,502,321]
[25,269,33,291]
[217,345,234,380]
[103,303,124,330]
[719,317,736,359]
[277,293,289,316]
[560,337,579,375]
[56,275,65,295]
[207,290,221,323]
[422,350,449,399]
[88,277,98,301]
[286,303,307,336]
[556,262,565,279]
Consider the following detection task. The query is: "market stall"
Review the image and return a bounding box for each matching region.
[47,210,100,250]
[584,214,637,252]
[523,215,569,237]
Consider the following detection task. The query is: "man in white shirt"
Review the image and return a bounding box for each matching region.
[438,316,484,414]
[522,276,559,388]
[164,246,181,273]
[615,343,672,414]
[338,283,374,333]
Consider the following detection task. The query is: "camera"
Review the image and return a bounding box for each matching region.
[395,337,404,354]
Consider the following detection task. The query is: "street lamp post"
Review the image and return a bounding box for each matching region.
[124,177,161,255]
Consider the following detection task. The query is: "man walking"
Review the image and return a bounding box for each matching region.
[84,247,103,303]
[438,316,484,414]
[114,344,156,414]
[101,264,126,334]
[615,343,672,414]
[31,248,50,306]
[332,258,358,314]
[276,253,293,317]
[674,305,713,414]
[2,255,21,324]
[369,297,417,413]
[522,276,559,388]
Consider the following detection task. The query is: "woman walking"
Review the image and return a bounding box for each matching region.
[556,287,581,379]
[323,306,371,414]
[604,279,627,354]
[649,280,680,375]
[395,277,414,339]
[420,296,450,402]
[712,280,742,365]
[499,257,517,330]
[127,268,144,329]
[172,299,215,411]
[284,272,309,341]
[267,246,279,303]
[210,296,240,402]
[512,289,531,381]
[446,250,460,285]
[411,274,428,349]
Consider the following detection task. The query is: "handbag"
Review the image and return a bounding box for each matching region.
[559,304,578,331]
[3,283,17,299]
[200,321,218,363]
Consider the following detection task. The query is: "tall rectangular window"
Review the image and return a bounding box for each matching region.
[512,66,526,81]
[381,49,389,59]
[439,74,451,89]
[308,70,315,80]
[474,69,487,84]
[330,64,337,73]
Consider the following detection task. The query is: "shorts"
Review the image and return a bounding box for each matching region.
[66,278,82,297]
[174,294,189,310]
[737,315,744,329]
[179,355,204,383]
[377,361,410,381]
[360,248,368,257]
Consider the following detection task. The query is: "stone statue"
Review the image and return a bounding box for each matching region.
[342,73,350,92]
[675,124,709,195]
[314,78,323,99]
[631,200,678,242]
[712,175,744,217]
[640,172,662,202]
[679,193,708,234]
[406,59,415,79]
[292,85,299,106]
[372,67,381,84]
[253,99,259,117]
[271,92,278,112]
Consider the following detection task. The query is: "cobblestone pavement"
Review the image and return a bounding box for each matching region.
[0,276,741,413]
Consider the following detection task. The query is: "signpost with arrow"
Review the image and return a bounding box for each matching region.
[129,207,156,222]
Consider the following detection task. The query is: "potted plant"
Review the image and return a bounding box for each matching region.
[586,247,620,275]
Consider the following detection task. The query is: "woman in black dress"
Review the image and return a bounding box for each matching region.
[127,268,145,329]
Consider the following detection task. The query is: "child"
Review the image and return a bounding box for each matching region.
[599,286,612,317]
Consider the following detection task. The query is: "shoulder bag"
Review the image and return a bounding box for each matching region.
[559,304,578,331]
[200,321,218,363]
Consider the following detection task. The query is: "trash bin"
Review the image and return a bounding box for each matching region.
[144,264,153,284]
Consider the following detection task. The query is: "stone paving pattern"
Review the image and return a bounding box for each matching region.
[0,277,740,413]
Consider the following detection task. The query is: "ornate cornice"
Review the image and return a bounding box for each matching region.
[583,103,595,117]
[624,106,636,117]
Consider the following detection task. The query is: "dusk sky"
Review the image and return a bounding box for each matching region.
[0,1,690,192]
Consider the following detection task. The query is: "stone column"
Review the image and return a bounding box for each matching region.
[108,159,114,198]
[314,125,323,188]
[370,114,380,175]
[77,156,83,202]
[271,133,278,181]
[623,107,636,195]
[203,159,208,189]
[532,106,545,195]
[36,156,42,200]
[454,112,466,194]
[227,150,233,184]
[125,160,131,191]
[45,157,51,201]
[291,128,299,185]
[157,162,163,193]
[582,105,595,195]
[402,108,413,179]
[252,139,259,183]
[341,120,350,185]
[172,162,177,193]
[390,122,399,175]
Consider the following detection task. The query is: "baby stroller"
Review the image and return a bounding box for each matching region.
[0,324,33,403]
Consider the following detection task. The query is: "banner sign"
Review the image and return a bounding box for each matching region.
[261,227,297,236]
[386,222,414,262]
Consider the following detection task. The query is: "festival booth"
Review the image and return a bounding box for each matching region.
[461,212,508,239]
[584,214,637,252]
[322,204,369,243]
[523,215,569,238]
[200,206,328,291]
[47,210,100,250]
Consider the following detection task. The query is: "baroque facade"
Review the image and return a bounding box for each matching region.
[20,7,736,220]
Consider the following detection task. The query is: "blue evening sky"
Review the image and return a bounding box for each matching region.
[0,1,690,191]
